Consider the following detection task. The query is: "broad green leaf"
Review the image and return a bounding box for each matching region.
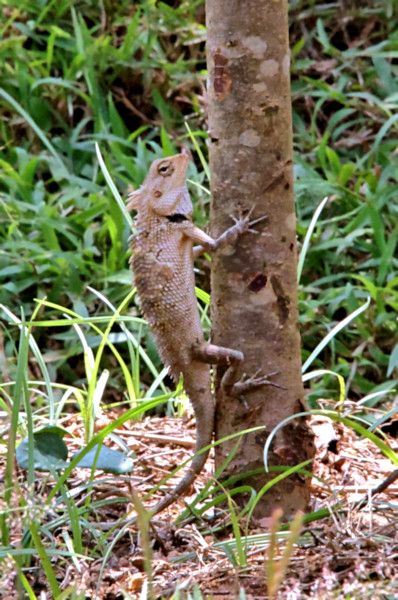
[16,431,69,471]
[72,444,134,475]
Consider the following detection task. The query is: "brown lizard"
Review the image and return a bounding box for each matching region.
[127,151,275,516]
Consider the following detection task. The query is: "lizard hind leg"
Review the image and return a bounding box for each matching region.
[192,341,243,396]
[149,345,281,517]
[192,342,282,397]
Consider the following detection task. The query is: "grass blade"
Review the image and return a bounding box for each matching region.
[302,297,371,373]
[0,88,67,176]
[297,196,329,283]
[95,142,134,228]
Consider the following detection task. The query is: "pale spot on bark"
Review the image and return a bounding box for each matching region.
[219,45,244,60]
[285,212,296,230]
[250,286,277,306]
[242,35,268,58]
[260,59,279,78]
[253,82,269,93]
[239,129,261,147]
[282,54,290,76]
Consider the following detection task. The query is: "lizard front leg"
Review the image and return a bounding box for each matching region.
[181,213,265,258]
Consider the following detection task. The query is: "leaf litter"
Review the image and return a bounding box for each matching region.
[1,405,397,599]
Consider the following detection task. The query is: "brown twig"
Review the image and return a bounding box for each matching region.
[113,87,158,125]
[357,468,398,511]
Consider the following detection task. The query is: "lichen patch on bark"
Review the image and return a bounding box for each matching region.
[285,211,297,230]
[260,58,279,77]
[241,35,268,57]
[248,285,276,306]
[239,129,261,147]
[282,53,290,75]
[253,82,269,93]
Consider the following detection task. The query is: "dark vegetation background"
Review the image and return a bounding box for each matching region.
[0,0,397,413]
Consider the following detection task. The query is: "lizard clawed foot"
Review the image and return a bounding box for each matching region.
[229,209,250,234]
[231,369,286,396]
[229,206,268,235]
[248,213,268,232]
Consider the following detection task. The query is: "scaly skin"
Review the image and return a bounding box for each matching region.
[128,152,273,515]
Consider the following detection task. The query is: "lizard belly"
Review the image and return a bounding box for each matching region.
[132,238,203,380]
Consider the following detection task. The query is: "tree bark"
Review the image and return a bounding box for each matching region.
[206,0,314,519]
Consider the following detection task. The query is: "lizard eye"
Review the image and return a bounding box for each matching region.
[157,162,174,176]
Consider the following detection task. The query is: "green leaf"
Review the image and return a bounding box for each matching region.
[72,444,134,474]
[160,126,176,157]
[16,431,69,471]
[325,146,341,176]
[373,57,397,95]
[220,543,238,567]
[34,425,70,437]
[291,36,305,59]
[352,275,378,300]
[108,93,127,138]
[387,343,398,378]
[367,205,386,253]
[316,17,337,55]
[338,162,355,186]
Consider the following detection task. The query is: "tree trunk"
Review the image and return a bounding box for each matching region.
[206,0,314,519]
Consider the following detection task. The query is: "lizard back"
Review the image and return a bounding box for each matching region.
[130,211,204,381]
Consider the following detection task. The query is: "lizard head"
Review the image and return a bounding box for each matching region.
[127,153,193,217]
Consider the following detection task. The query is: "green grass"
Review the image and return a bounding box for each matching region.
[1,0,397,399]
[289,1,398,402]
[1,0,398,597]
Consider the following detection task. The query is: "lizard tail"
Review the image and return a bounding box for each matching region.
[149,438,212,517]
[150,365,214,517]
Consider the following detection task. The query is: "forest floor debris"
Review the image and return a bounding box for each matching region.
[2,409,397,599]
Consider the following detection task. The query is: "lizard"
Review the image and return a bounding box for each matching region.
[127,150,276,516]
